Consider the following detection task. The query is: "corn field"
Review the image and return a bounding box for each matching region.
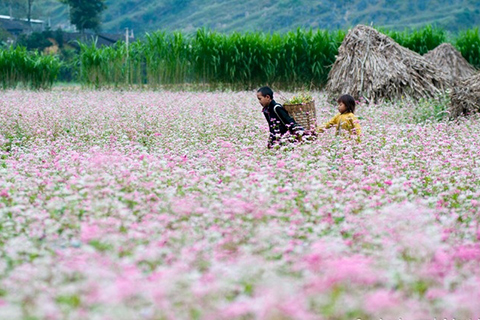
[2,26,480,90]
[76,28,346,89]
[0,46,61,90]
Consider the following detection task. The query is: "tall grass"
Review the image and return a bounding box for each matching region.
[0,46,60,90]
[456,27,480,69]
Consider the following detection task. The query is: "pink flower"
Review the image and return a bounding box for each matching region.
[0,189,8,198]
[80,223,100,243]
[425,288,447,300]
[221,301,253,318]
[277,187,287,193]
[365,289,400,313]
[324,255,378,286]
[454,245,480,262]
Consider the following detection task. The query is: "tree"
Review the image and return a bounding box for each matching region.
[59,0,107,34]
[17,31,53,51]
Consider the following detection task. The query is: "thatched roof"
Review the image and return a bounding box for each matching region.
[449,73,480,118]
[326,25,449,102]
[424,43,476,83]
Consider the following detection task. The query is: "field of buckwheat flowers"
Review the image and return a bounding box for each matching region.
[0,89,480,320]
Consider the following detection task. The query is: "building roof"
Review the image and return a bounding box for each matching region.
[63,32,132,48]
[0,15,44,24]
[0,18,28,32]
[0,15,45,34]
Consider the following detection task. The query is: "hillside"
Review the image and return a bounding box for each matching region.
[1,0,479,34]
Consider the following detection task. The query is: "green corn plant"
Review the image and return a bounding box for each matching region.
[144,31,165,87]
[105,42,129,86]
[192,28,234,87]
[78,38,146,88]
[0,46,60,90]
[385,25,446,55]
[144,31,192,87]
[0,46,27,89]
[30,52,61,89]
[456,28,480,69]
[128,40,146,86]
[78,41,104,88]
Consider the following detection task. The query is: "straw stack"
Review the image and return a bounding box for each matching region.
[326,25,449,103]
[424,43,476,83]
[449,73,480,118]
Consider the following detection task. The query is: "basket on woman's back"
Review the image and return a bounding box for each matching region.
[283,95,317,132]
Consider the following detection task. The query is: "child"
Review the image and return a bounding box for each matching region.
[257,86,304,149]
[317,94,361,141]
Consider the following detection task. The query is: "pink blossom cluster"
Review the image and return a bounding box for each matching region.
[0,89,479,319]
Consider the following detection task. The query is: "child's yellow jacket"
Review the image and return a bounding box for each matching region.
[317,112,361,139]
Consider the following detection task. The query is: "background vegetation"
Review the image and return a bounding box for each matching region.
[0,45,60,89]
[1,25,479,90]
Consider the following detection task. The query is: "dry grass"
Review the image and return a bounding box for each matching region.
[449,72,480,118]
[424,43,476,83]
[326,25,449,103]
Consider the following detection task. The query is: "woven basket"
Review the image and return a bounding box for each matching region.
[283,100,317,131]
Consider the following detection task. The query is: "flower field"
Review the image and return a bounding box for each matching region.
[1,89,480,319]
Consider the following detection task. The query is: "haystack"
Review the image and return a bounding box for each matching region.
[424,43,476,83]
[326,25,449,102]
[449,73,480,118]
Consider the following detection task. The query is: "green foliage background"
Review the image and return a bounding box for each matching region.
[0,46,60,90]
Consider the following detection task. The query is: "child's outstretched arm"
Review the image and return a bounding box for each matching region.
[316,114,339,133]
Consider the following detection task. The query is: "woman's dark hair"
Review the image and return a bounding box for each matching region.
[337,94,356,113]
[257,86,274,99]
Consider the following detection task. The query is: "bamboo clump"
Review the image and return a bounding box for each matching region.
[326,25,449,103]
